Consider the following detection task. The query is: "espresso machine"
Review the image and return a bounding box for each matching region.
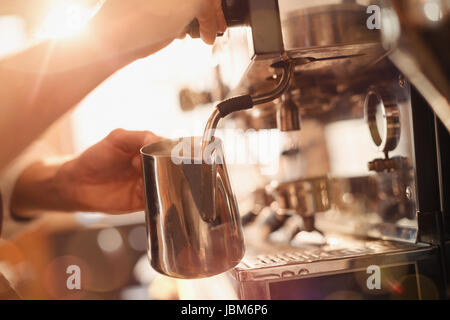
[182,0,450,299]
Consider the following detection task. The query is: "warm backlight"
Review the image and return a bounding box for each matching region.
[35,0,103,39]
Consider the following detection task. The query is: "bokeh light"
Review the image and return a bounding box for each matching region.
[97,228,123,253]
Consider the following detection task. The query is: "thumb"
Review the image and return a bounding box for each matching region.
[142,132,163,146]
[132,154,142,171]
[107,129,163,154]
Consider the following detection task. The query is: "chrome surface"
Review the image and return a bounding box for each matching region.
[364,87,401,154]
[384,0,450,132]
[178,1,447,300]
[268,177,331,220]
[233,234,433,282]
[282,3,380,50]
[141,137,245,279]
[277,91,301,132]
[202,109,221,152]
[198,0,423,289]
[202,60,294,146]
[232,235,436,299]
[251,61,294,105]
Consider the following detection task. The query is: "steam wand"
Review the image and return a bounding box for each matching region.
[202,60,294,149]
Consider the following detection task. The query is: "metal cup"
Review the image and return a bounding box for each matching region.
[141,137,245,279]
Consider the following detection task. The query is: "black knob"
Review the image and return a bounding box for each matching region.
[222,0,249,27]
[241,211,258,226]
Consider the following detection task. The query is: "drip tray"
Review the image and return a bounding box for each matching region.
[233,233,434,282]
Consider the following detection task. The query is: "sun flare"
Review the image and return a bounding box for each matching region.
[35,0,104,40]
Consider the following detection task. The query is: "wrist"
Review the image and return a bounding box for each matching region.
[11,161,80,218]
[54,159,88,212]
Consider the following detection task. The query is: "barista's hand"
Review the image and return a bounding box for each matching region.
[11,129,161,218]
[91,0,227,59]
[59,129,161,214]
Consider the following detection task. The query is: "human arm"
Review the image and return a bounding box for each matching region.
[10,129,161,218]
[0,0,226,170]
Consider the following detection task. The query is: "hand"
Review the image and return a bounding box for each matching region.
[91,0,227,59]
[59,129,161,214]
[11,129,162,218]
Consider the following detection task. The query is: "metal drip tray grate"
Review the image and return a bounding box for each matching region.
[251,241,416,267]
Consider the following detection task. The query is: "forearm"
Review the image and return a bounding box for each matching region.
[0,0,222,171]
[10,161,79,219]
[0,29,137,171]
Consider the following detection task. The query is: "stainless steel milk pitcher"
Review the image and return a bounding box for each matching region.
[141,137,245,279]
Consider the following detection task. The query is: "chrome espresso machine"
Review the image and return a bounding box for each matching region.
[182,0,450,299]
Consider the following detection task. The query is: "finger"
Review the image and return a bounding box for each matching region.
[215,0,227,33]
[132,154,142,171]
[142,131,162,146]
[177,31,188,40]
[197,0,219,44]
[136,179,145,200]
